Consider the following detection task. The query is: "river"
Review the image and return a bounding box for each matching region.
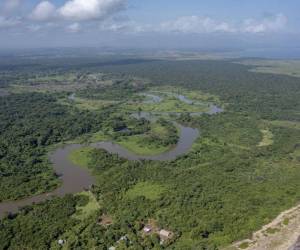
[0,124,199,217]
[0,145,95,217]
[0,92,222,217]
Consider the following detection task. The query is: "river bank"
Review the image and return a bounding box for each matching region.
[0,123,199,217]
[228,203,300,250]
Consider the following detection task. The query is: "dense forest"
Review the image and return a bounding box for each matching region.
[97,59,300,121]
[0,56,300,249]
[0,93,109,201]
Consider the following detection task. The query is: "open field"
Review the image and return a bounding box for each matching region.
[126,98,210,113]
[126,182,166,200]
[73,191,100,220]
[69,97,118,110]
[69,147,93,169]
[9,83,87,94]
[150,86,221,103]
[238,59,300,78]
[116,135,171,155]
[125,87,219,113]
[7,72,134,95]
[291,148,300,162]
[116,120,177,155]
[89,131,111,142]
[266,120,300,130]
[258,129,274,147]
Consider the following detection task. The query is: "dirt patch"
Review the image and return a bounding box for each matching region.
[227,203,300,250]
[98,214,113,227]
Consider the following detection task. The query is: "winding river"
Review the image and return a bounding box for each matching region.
[0,125,199,217]
[0,93,222,217]
[91,124,199,161]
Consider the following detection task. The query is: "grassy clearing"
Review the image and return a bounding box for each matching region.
[72,97,117,110]
[238,242,250,249]
[172,232,198,250]
[291,148,300,161]
[26,73,78,83]
[258,129,273,147]
[239,59,300,78]
[124,86,218,113]
[117,135,170,155]
[126,182,166,200]
[58,93,120,110]
[125,98,210,113]
[150,86,220,102]
[73,191,100,220]
[116,121,178,156]
[90,131,111,142]
[10,83,86,94]
[267,120,300,130]
[151,122,169,136]
[185,90,219,103]
[68,147,94,168]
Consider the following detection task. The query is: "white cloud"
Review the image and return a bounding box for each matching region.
[58,0,126,21]
[160,16,235,34]
[66,22,80,32]
[30,1,56,21]
[0,16,20,28]
[0,3,289,38]
[99,19,145,33]
[242,13,287,33]
[157,14,287,34]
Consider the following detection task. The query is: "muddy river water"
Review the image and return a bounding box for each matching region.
[0,94,222,217]
[0,124,199,217]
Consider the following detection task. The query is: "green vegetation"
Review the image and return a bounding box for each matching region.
[126,182,166,200]
[1,56,300,249]
[73,191,100,220]
[99,59,300,121]
[267,120,300,130]
[90,131,111,142]
[77,77,146,101]
[0,93,108,201]
[116,119,179,155]
[283,218,290,225]
[239,59,300,78]
[69,147,94,168]
[126,98,209,113]
[150,85,221,103]
[117,135,169,155]
[69,97,117,110]
[0,195,78,250]
[258,129,273,147]
[124,87,215,113]
[238,242,250,249]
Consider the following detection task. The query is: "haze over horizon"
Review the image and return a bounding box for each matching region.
[0,0,300,57]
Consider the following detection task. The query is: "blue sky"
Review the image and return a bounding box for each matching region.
[0,0,299,52]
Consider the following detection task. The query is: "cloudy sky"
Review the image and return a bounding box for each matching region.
[0,0,299,51]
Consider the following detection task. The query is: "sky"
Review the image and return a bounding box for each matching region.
[0,0,300,53]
